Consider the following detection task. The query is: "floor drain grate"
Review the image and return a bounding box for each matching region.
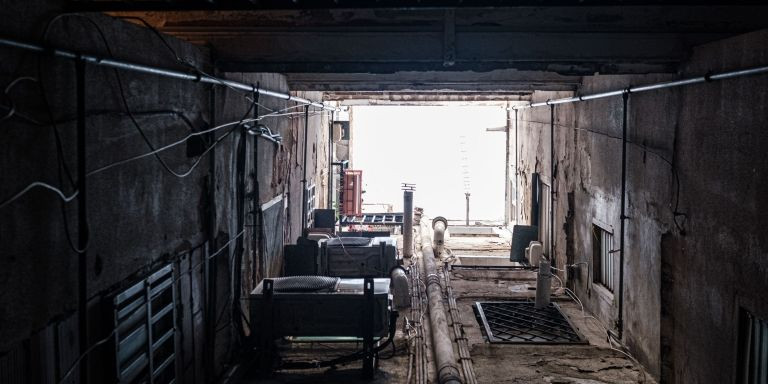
[474,301,585,344]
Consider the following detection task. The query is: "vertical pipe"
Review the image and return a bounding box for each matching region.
[504,103,510,225]
[253,87,264,280]
[328,111,334,209]
[514,109,518,223]
[549,105,555,264]
[618,92,629,338]
[403,190,414,258]
[76,58,89,384]
[301,105,310,231]
[205,84,218,382]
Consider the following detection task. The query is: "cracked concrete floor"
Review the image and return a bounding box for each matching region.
[445,228,656,384]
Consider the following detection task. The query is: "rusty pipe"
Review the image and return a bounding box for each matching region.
[422,236,462,384]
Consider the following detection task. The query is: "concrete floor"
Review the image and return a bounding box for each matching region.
[236,223,655,383]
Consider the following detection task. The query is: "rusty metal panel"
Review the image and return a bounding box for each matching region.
[342,170,363,216]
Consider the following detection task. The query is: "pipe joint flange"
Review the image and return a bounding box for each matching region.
[426,273,442,287]
[437,362,463,384]
[432,216,448,230]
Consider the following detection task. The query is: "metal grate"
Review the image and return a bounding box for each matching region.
[114,264,177,384]
[475,301,585,344]
[339,213,404,226]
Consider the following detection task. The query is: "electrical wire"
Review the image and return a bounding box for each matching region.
[0,182,78,210]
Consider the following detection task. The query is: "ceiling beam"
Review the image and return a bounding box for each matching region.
[73,1,768,12]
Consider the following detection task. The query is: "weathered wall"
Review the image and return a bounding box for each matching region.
[0,4,330,383]
[514,29,768,382]
[0,7,214,381]
[667,29,768,384]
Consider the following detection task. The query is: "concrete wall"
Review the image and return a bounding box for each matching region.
[0,4,330,382]
[513,29,768,382]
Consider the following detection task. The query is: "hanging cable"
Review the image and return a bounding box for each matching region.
[0,182,78,210]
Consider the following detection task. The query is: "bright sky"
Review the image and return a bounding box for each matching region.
[350,105,507,221]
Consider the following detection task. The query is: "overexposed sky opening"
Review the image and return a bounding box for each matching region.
[350,105,506,221]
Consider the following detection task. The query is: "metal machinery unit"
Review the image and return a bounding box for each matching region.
[249,276,397,378]
[284,236,410,310]
[321,236,399,277]
[341,170,363,216]
[285,236,399,278]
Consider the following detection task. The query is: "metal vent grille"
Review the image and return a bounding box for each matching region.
[114,264,177,384]
[475,301,584,344]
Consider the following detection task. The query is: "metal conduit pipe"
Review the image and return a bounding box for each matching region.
[510,64,768,110]
[300,105,310,231]
[432,216,448,257]
[0,37,338,111]
[421,237,462,384]
[617,92,630,339]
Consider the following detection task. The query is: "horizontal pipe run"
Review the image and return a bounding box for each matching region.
[512,64,768,110]
[0,36,338,111]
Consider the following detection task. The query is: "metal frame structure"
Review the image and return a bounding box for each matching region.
[474,301,584,344]
[339,213,404,227]
[113,264,177,384]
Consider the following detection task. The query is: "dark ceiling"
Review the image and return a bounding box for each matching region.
[96,4,768,92]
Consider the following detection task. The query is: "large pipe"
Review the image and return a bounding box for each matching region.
[511,64,768,111]
[432,216,448,257]
[422,237,462,384]
[403,190,414,258]
[0,37,338,111]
